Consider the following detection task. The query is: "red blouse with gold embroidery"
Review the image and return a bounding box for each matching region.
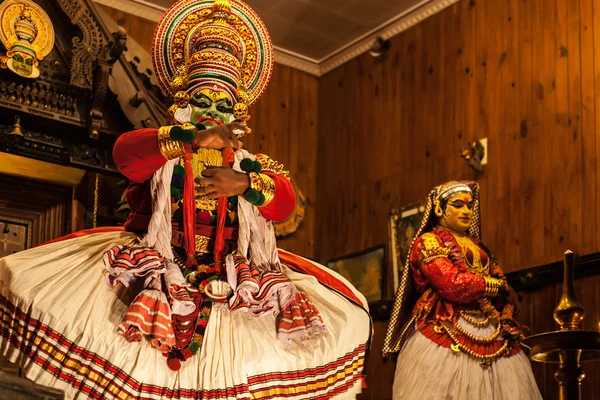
[409,227,522,363]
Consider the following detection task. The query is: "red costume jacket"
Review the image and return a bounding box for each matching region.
[112,128,296,234]
[409,227,521,358]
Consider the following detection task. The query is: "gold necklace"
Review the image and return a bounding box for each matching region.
[452,233,489,276]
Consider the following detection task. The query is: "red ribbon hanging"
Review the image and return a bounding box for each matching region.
[182,152,197,268]
[213,147,235,273]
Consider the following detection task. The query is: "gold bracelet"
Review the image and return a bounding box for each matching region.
[247,172,276,207]
[259,173,276,206]
[158,125,186,160]
[484,276,501,297]
[248,172,264,192]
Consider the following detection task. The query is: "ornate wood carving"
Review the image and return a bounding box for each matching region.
[0,78,79,120]
[0,123,118,173]
[56,0,103,90]
[0,0,167,177]
[88,27,128,138]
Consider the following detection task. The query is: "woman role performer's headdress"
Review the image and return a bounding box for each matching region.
[382,181,481,359]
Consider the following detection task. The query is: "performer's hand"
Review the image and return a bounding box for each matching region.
[195,167,250,199]
[192,117,251,151]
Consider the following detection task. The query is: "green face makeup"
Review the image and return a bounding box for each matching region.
[189,89,234,127]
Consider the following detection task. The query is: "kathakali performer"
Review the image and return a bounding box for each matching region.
[0,1,370,398]
[383,181,541,399]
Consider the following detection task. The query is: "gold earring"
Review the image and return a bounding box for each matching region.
[434,200,443,217]
[174,91,190,108]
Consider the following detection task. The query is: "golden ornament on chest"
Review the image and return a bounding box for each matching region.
[181,148,224,211]
[451,233,490,275]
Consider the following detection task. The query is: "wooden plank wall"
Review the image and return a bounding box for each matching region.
[0,174,72,247]
[245,67,320,258]
[317,0,599,272]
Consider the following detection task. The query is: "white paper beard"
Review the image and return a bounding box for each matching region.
[174,105,192,125]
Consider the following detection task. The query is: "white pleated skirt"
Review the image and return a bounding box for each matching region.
[0,231,370,399]
[393,319,543,400]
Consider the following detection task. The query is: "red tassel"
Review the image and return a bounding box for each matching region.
[183,152,196,265]
[213,148,235,273]
[167,356,181,371]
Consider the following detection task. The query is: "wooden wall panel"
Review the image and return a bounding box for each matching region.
[244,66,319,258]
[98,6,156,54]
[0,174,72,248]
[317,0,600,272]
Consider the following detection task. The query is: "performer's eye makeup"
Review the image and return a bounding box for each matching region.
[216,104,232,113]
[192,94,212,108]
[194,100,211,108]
[449,201,473,210]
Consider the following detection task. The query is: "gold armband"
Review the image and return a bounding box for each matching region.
[158,126,186,160]
[248,172,276,207]
[259,173,275,206]
[484,276,505,297]
[249,171,264,192]
[255,154,290,180]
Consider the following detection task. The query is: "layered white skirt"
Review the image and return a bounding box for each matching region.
[393,319,542,400]
[0,231,370,399]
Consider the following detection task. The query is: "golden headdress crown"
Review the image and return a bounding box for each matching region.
[153,0,273,113]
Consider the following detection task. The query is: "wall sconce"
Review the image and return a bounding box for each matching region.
[461,138,487,172]
[369,37,390,57]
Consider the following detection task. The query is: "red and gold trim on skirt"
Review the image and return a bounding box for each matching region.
[0,293,365,399]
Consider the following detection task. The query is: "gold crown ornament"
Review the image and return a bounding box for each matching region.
[0,0,55,78]
[152,0,273,120]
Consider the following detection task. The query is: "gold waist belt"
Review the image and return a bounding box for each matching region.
[171,230,236,255]
[171,230,213,254]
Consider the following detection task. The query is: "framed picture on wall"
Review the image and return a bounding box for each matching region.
[389,203,425,289]
[327,245,386,305]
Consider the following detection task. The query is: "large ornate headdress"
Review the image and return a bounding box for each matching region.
[152,0,274,122]
[382,181,481,359]
[0,0,55,78]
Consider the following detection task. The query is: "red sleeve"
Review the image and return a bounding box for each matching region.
[113,128,168,183]
[416,236,486,304]
[258,173,296,222]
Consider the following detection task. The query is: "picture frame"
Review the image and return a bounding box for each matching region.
[327,245,386,306]
[389,203,426,289]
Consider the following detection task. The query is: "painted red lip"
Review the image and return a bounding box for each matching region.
[198,117,223,125]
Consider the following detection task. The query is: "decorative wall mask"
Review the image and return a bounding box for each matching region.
[0,0,55,78]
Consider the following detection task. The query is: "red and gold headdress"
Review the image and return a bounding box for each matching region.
[152,0,273,120]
